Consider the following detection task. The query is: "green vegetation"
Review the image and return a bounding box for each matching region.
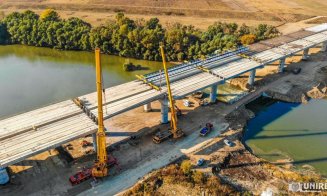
[124,163,236,195]
[180,160,192,175]
[0,10,280,61]
[122,62,144,71]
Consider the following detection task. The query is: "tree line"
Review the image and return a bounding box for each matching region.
[0,10,280,61]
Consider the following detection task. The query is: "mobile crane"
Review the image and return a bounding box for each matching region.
[152,45,184,144]
[69,49,118,185]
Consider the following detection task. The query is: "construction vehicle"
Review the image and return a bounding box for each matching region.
[69,154,118,185]
[69,49,118,185]
[69,168,92,185]
[152,45,184,144]
[200,123,213,136]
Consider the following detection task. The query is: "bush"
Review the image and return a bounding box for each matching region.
[240,34,256,45]
[192,170,205,184]
[180,160,192,175]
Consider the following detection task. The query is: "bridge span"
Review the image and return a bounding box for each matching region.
[1,24,327,168]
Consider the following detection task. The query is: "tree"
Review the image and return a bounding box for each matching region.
[146,18,161,30]
[0,11,280,61]
[192,170,205,184]
[40,9,59,21]
[0,22,9,44]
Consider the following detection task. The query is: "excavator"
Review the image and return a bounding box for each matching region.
[152,45,184,144]
[69,49,118,185]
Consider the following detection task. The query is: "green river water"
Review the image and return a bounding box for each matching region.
[0,45,166,119]
[245,97,327,177]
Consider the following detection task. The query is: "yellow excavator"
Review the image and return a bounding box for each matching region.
[152,45,184,143]
[69,49,117,185]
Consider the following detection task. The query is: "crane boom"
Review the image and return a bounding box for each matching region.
[92,48,108,178]
[160,45,183,139]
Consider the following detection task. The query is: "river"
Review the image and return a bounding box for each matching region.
[0,45,166,119]
[245,97,327,177]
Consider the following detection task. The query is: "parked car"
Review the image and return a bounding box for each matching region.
[224,139,232,147]
[197,158,205,166]
[200,123,213,136]
[183,100,191,107]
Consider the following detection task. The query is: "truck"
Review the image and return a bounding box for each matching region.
[152,129,173,144]
[200,123,213,136]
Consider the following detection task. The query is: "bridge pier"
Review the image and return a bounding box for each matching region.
[143,103,152,112]
[92,133,97,152]
[302,48,310,60]
[322,42,327,52]
[0,167,9,185]
[209,84,218,103]
[160,96,169,124]
[248,69,256,86]
[278,58,286,73]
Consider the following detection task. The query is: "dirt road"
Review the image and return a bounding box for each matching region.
[80,116,229,195]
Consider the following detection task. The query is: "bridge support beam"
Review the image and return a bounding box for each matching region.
[278,58,286,73]
[302,48,310,60]
[248,69,256,86]
[322,42,327,52]
[92,133,97,152]
[160,96,169,124]
[210,84,218,103]
[143,103,152,112]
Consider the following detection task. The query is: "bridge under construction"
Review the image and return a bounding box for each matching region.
[1,24,327,168]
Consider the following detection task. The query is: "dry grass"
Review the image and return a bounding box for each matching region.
[306,17,327,24]
[123,163,236,195]
[1,0,325,29]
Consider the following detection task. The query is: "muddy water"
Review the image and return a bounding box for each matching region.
[0,45,166,118]
[245,97,327,177]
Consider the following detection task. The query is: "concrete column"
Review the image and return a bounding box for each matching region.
[160,96,169,124]
[210,84,218,103]
[248,69,256,85]
[302,48,309,60]
[0,167,9,185]
[92,133,97,152]
[143,102,152,112]
[278,58,286,73]
[322,42,327,52]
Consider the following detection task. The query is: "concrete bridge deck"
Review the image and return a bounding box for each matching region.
[1,24,327,168]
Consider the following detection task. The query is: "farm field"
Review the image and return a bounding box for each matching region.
[1,0,327,29]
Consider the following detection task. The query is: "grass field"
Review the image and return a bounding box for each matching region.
[1,0,327,29]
